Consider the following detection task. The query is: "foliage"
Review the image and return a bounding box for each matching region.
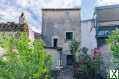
[107,29,119,69]
[0,32,52,79]
[69,40,80,63]
[69,40,80,55]
[74,47,102,79]
[107,29,119,58]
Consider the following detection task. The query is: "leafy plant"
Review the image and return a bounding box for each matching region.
[73,47,102,79]
[69,40,80,55]
[69,40,80,63]
[0,32,52,79]
[107,29,119,58]
[107,29,119,68]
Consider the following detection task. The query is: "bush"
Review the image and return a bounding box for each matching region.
[0,32,52,79]
[73,47,102,79]
[107,29,119,68]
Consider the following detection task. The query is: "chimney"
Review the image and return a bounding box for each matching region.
[19,12,25,24]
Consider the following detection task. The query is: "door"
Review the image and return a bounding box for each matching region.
[67,55,74,65]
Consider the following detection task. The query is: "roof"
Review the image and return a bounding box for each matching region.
[96,4,119,22]
[34,32,41,38]
[42,8,80,11]
[96,4,119,10]
[0,22,25,32]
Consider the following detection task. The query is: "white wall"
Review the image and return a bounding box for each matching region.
[81,20,97,51]
[45,48,60,70]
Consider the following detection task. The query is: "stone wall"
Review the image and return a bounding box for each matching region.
[42,9,81,53]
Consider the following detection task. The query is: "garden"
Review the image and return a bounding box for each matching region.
[0,32,52,79]
[0,29,119,79]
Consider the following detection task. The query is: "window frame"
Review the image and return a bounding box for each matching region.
[65,31,74,41]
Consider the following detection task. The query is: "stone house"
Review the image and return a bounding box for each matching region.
[42,8,80,69]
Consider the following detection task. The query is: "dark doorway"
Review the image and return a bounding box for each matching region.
[67,55,74,65]
[53,38,58,48]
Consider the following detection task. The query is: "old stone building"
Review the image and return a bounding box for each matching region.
[42,8,80,69]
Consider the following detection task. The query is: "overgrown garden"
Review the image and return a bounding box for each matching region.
[0,32,52,79]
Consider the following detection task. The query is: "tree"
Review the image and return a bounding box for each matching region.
[107,28,119,68]
[69,40,80,79]
[69,40,80,63]
[0,32,52,79]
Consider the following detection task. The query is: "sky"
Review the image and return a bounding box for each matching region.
[0,0,80,33]
[81,0,119,20]
[0,0,119,33]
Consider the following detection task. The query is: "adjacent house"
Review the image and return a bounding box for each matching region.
[94,5,119,74]
[0,13,38,57]
[42,8,80,69]
[81,19,97,52]
[0,13,28,38]
[95,5,119,48]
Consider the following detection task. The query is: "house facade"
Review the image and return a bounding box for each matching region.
[42,8,80,69]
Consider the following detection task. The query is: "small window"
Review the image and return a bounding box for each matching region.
[53,38,58,48]
[67,55,74,65]
[66,32,73,40]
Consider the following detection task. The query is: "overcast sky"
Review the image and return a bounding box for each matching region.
[81,0,119,20]
[0,0,80,33]
[0,0,119,33]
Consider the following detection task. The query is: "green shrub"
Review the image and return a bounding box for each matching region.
[0,32,52,79]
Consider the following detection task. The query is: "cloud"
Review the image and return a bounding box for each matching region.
[0,0,80,33]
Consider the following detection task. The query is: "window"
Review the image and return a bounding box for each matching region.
[66,32,73,40]
[67,55,74,65]
[53,38,58,48]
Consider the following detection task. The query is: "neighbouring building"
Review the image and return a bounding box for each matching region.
[0,13,28,38]
[94,5,119,76]
[95,5,119,48]
[0,13,37,56]
[81,19,97,53]
[42,8,80,69]
[0,13,37,41]
[34,32,41,39]
[81,0,97,53]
